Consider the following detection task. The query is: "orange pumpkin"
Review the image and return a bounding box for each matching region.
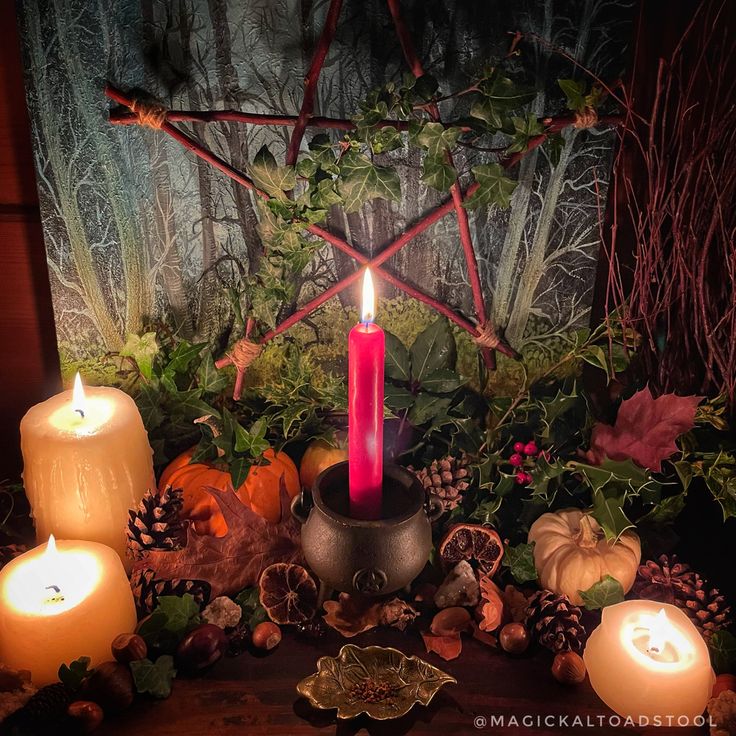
[299,436,348,490]
[159,447,300,535]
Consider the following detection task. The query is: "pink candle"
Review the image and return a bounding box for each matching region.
[348,269,384,519]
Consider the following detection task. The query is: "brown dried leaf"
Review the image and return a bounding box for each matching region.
[133,482,303,599]
[421,630,462,661]
[502,585,532,623]
[323,594,383,638]
[379,597,419,631]
[430,607,472,637]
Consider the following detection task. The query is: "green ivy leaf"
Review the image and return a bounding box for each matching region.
[502,542,538,584]
[339,151,401,212]
[167,340,207,376]
[120,332,159,380]
[579,575,625,610]
[130,655,177,699]
[709,630,736,674]
[248,145,296,200]
[558,79,586,113]
[464,163,517,210]
[410,318,457,383]
[384,331,411,382]
[413,74,439,101]
[138,594,201,653]
[478,73,535,110]
[415,123,461,158]
[506,114,545,154]
[469,97,505,130]
[197,352,228,394]
[421,156,457,191]
[234,587,270,629]
[229,456,252,489]
[58,656,91,692]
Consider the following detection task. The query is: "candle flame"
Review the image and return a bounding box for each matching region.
[72,372,86,418]
[361,269,375,323]
[44,534,58,560]
[647,608,671,654]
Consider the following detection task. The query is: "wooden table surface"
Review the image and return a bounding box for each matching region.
[101,626,704,736]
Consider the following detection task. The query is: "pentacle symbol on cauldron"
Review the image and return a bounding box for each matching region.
[353,568,387,595]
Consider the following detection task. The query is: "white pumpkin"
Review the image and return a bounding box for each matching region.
[528,508,641,605]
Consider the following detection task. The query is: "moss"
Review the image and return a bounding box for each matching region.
[58,349,121,388]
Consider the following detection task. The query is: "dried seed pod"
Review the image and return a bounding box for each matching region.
[551,651,586,685]
[499,623,530,654]
[111,633,147,664]
[67,700,104,733]
[252,622,282,651]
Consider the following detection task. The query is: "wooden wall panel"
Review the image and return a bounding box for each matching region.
[0,0,60,479]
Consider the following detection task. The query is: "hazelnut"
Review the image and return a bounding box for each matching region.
[551,651,586,685]
[251,621,281,651]
[68,700,104,733]
[499,623,530,654]
[111,633,147,664]
[81,661,134,714]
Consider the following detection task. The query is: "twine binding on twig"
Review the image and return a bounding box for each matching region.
[130,98,168,129]
[474,321,501,350]
[227,338,262,372]
[573,107,599,129]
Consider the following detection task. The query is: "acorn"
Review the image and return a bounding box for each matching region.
[68,700,104,733]
[499,623,530,654]
[81,661,134,714]
[111,633,147,664]
[551,651,586,685]
[251,622,281,651]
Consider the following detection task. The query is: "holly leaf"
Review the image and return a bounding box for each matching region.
[339,151,401,212]
[591,488,634,541]
[120,332,159,380]
[384,331,411,382]
[502,542,538,584]
[58,656,91,692]
[133,483,303,598]
[579,575,625,610]
[197,352,228,394]
[408,394,452,426]
[130,655,177,699]
[637,491,688,526]
[410,318,456,382]
[463,163,517,210]
[248,145,296,200]
[234,587,269,629]
[709,630,736,674]
[588,387,702,471]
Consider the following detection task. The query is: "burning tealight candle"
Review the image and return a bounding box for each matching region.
[0,536,137,685]
[348,269,385,520]
[584,601,714,723]
[20,373,154,567]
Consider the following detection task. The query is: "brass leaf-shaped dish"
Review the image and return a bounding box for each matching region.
[297,644,456,720]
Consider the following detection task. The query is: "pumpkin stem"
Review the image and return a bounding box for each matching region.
[194,414,225,458]
[575,514,599,548]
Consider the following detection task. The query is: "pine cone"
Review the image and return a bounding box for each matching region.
[126,486,185,560]
[412,454,470,511]
[130,568,211,617]
[634,555,731,640]
[4,682,72,732]
[0,544,28,571]
[525,590,586,653]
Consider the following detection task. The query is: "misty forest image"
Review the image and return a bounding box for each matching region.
[18,0,631,389]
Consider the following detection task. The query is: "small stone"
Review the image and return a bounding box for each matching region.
[202,596,242,630]
[0,678,37,723]
[434,561,480,609]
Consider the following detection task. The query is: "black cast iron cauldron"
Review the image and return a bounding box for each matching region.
[291,462,442,596]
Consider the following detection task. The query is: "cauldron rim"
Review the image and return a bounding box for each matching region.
[312,461,424,528]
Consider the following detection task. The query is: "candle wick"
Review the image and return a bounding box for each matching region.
[45,585,61,594]
[75,408,85,419]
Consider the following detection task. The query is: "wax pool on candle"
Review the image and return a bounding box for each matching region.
[348,270,384,520]
[20,374,154,567]
[0,537,137,685]
[584,601,714,723]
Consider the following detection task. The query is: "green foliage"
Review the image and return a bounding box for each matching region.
[248,145,296,199]
[137,594,201,654]
[120,332,158,380]
[579,575,625,610]
[558,79,605,114]
[463,164,517,210]
[502,542,538,584]
[677,452,736,520]
[130,656,177,699]
[338,150,401,212]
[58,656,91,692]
[234,587,269,629]
[709,630,736,675]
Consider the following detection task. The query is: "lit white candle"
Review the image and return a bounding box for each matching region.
[20,374,154,566]
[584,601,714,722]
[0,537,137,685]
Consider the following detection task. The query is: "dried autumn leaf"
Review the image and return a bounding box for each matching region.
[430,607,472,637]
[478,575,506,632]
[502,585,533,624]
[323,594,383,638]
[421,630,462,661]
[132,481,303,599]
[379,598,419,632]
[587,386,701,471]
[471,623,498,648]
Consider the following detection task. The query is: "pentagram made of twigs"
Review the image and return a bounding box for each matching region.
[105,0,610,399]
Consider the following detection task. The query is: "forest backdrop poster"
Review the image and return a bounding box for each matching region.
[17,0,631,389]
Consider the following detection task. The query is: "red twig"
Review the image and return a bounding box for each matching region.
[286,0,344,166]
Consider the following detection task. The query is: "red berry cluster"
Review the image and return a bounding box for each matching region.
[508,441,539,485]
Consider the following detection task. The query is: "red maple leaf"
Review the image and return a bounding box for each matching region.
[587,386,702,471]
[133,481,303,599]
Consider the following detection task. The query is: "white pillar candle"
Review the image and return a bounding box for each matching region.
[20,374,154,566]
[0,537,137,685]
[584,600,714,723]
